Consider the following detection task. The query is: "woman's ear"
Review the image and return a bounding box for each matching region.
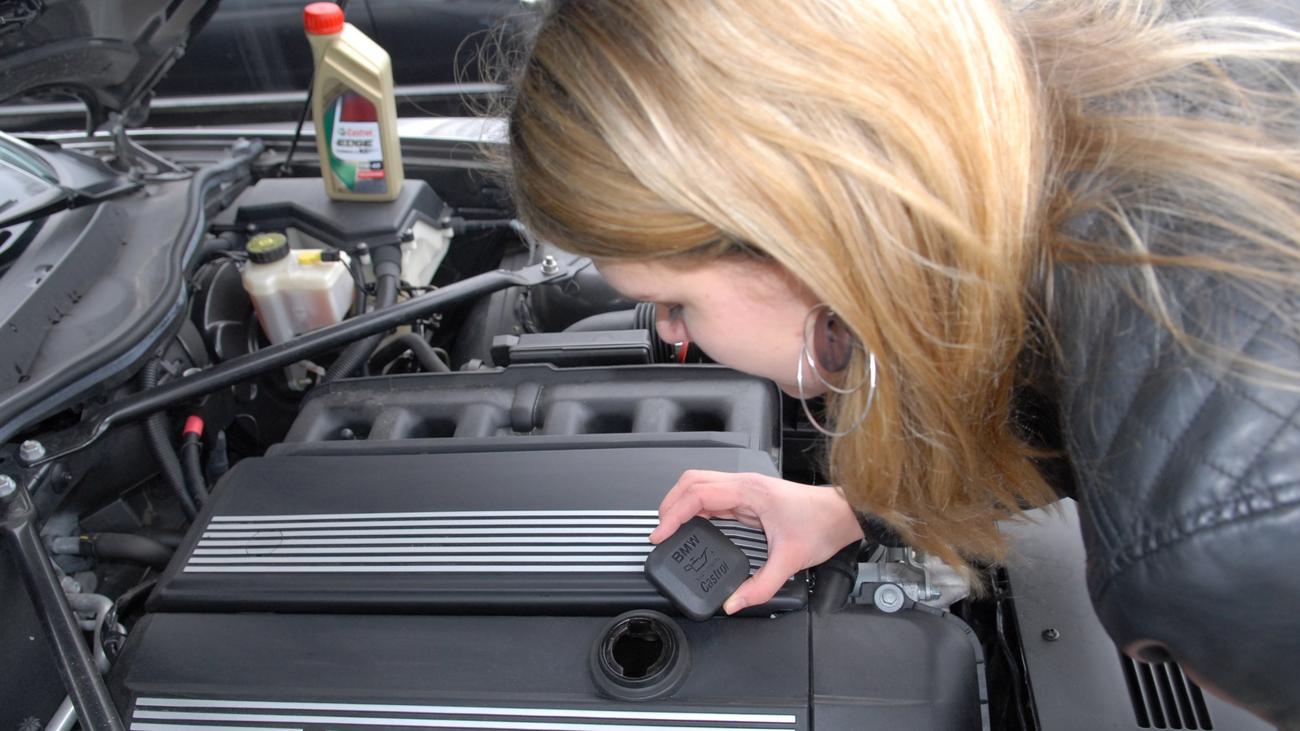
[813,308,853,373]
[654,303,688,344]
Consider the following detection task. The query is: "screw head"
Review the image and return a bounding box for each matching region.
[541,255,560,275]
[1042,628,1061,642]
[18,440,45,464]
[0,475,17,499]
[873,583,906,614]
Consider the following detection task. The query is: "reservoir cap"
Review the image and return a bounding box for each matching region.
[246,232,289,264]
[304,3,345,35]
[644,517,749,621]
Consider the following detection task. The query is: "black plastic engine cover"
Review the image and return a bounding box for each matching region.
[109,608,984,730]
[209,177,444,249]
[150,447,805,615]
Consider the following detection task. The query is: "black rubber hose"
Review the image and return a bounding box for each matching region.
[564,309,638,332]
[192,231,246,267]
[180,433,208,503]
[138,360,196,520]
[320,244,403,383]
[80,533,173,570]
[634,301,675,363]
[140,530,184,549]
[371,332,450,373]
[349,252,368,315]
[448,218,514,235]
[811,541,863,614]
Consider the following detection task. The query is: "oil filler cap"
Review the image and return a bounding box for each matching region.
[644,517,749,621]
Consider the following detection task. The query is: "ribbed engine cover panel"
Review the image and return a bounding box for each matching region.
[150,446,806,615]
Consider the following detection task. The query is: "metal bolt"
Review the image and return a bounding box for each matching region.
[0,475,16,500]
[18,440,45,464]
[873,583,906,614]
[541,255,560,275]
[1042,628,1061,642]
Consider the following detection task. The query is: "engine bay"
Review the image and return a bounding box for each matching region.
[5,131,1249,731]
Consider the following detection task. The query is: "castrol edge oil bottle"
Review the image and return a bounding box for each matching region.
[304,2,404,201]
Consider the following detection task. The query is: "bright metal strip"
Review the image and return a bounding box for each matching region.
[210,510,659,523]
[210,518,661,530]
[132,725,299,731]
[187,555,649,565]
[717,526,765,536]
[193,537,765,549]
[201,528,655,538]
[188,546,764,556]
[193,536,653,547]
[192,545,656,556]
[135,698,797,724]
[187,546,766,560]
[182,564,647,573]
[131,710,793,731]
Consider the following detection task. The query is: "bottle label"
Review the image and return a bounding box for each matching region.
[323,90,387,194]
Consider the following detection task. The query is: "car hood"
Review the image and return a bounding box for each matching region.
[0,0,220,130]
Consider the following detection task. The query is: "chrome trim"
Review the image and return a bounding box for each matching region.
[187,555,649,564]
[209,518,660,530]
[183,511,770,575]
[182,565,647,573]
[191,536,653,546]
[192,546,655,555]
[134,698,796,724]
[200,528,658,538]
[210,510,659,522]
[132,725,300,731]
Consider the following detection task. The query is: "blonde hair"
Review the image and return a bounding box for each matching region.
[499,0,1300,575]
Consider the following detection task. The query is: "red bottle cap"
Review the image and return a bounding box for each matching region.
[304,2,345,35]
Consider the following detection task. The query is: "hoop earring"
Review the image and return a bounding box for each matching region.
[796,304,878,438]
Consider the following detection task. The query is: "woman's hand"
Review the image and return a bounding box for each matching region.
[648,470,865,614]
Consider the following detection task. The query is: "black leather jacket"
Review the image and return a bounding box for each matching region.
[1049,218,1300,727]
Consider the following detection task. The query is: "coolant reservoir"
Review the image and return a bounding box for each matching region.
[241,232,353,344]
[304,2,404,201]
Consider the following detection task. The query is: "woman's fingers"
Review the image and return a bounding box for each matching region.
[722,541,805,614]
[649,471,761,543]
[647,471,865,616]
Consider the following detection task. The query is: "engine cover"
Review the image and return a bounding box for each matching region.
[115,368,985,729]
[149,447,804,614]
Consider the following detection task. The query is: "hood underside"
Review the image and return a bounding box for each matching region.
[0,0,220,130]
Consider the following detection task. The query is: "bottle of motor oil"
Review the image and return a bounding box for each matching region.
[304,2,404,201]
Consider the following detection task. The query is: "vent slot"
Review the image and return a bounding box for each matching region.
[1119,651,1214,729]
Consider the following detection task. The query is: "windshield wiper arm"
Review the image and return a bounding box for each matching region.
[0,176,141,229]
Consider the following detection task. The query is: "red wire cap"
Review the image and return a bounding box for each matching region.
[183,415,205,438]
[304,2,344,35]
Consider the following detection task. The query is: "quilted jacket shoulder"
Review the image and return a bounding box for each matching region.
[1049,215,1300,726]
